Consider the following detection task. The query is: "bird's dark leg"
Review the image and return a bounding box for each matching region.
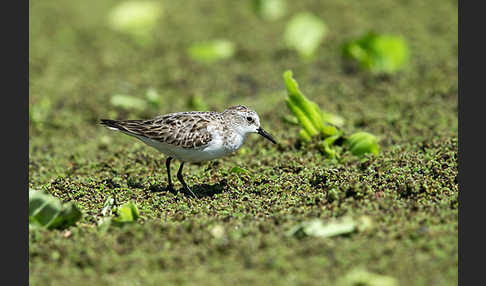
[177,161,198,199]
[165,157,174,191]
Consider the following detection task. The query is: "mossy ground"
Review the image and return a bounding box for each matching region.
[29,0,458,285]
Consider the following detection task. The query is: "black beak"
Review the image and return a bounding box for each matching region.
[257,127,277,144]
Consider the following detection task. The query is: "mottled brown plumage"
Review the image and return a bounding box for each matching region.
[101,111,223,148]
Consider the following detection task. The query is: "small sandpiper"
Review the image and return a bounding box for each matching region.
[100,105,277,198]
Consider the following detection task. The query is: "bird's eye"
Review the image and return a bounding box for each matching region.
[246,116,253,122]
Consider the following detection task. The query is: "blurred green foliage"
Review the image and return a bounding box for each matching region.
[342,32,409,74]
[188,94,209,111]
[110,94,148,111]
[107,0,163,45]
[187,40,236,63]
[284,12,327,60]
[287,216,358,238]
[29,190,82,230]
[346,132,380,156]
[110,88,162,112]
[114,201,141,223]
[338,269,398,286]
[252,0,286,21]
[97,199,142,230]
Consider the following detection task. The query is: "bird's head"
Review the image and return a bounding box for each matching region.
[223,105,276,144]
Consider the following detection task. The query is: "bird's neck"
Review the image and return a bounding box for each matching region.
[224,128,247,152]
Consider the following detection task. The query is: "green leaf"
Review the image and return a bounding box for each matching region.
[187,40,235,63]
[284,12,327,59]
[252,0,286,21]
[324,131,342,146]
[346,132,379,156]
[115,201,140,223]
[107,1,163,45]
[283,70,324,135]
[321,125,338,137]
[342,32,409,74]
[110,94,148,111]
[29,190,82,229]
[29,189,47,216]
[29,191,62,227]
[299,129,312,142]
[47,202,82,230]
[229,167,249,174]
[319,140,336,158]
[318,131,342,158]
[287,217,357,238]
[282,70,348,147]
[285,98,319,137]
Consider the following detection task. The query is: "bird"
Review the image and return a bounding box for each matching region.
[100,105,277,198]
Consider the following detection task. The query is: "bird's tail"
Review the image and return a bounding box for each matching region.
[99,119,124,131]
[99,119,148,140]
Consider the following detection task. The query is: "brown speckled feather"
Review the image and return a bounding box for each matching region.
[101,111,222,149]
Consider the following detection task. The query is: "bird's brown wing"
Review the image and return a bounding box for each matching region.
[100,112,220,149]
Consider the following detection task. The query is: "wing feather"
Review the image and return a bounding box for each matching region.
[100,112,221,148]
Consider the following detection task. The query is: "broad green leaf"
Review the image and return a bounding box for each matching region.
[252,0,286,21]
[321,125,338,137]
[29,191,62,227]
[229,166,249,174]
[29,190,82,229]
[110,94,148,111]
[347,132,379,156]
[342,32,409,74]
[285,98,319,137]
[283,70,324,134]
[284,12,327,59]
[299,129,312,142]
[107,1,163,44]
[47,202,82,230]
[115,201,140,223]
[187,40,235,63]
[29,189,48,216]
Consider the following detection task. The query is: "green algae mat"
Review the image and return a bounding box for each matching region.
[29,0,458,285]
